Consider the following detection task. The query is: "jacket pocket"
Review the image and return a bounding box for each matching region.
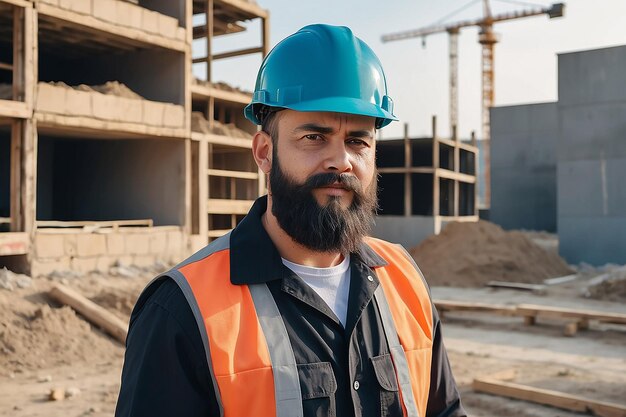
[371,354,402,417]
[297,361,337,417]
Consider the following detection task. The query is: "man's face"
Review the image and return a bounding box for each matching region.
[267,110,378,253]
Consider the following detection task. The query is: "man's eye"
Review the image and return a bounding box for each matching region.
[304,134,323,141]
[347,138,369,147]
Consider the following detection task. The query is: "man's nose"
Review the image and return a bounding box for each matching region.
[323,142,353,173]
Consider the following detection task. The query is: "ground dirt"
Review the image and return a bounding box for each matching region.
[1,249,624,416]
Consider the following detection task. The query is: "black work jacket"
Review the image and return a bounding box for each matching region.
[115,196,466,417]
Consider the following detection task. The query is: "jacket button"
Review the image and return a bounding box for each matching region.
[367,275,374,282]
[353,380,360,390]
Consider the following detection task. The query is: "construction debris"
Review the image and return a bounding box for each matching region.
[0,268,32,291]
[48,284,128,344]
[50,80,144,99]
[193,78,253,96]
[410,220,573,287]
[48,388,65,402]
[584,266,626,302]
[191,111,252,138]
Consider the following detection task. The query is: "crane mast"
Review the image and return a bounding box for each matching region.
[382,1,564,207]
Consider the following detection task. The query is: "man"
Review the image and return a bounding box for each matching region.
[116,24,466,417]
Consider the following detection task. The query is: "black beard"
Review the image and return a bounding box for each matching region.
[269,151,378,253]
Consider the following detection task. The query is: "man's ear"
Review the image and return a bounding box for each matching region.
[252,130,272,174]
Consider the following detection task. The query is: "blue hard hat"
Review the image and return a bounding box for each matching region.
[244,24,398,129]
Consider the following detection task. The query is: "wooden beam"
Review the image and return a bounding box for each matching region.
[21,118,36,238]
[215,0,268,19]
[0,0,30,8]
[0,99,30,118]
[10,120,21,232]
[13,6,24,102]
[35,113,188,139]
[193,20,244,38]
[378,167,435,175]
[473,378,626,417]
[486,281,546,293]
[37,219,153,228]
[36,3,186,52]
[191,83,251,105]
[207,168,258,180]
[206,0,213,81]
[0,232,29,256]
[0,62,12,71]
[191,131,252,148]
[48,284,128,344]
[435,168,476,184]
[516,304,626,326]
[434,300,517,315]
[403,123,411,217]
[261,16,270,57]
[207,198,253,215]
[193,46,263,63]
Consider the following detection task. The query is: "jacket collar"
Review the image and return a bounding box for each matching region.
[229,195,387,285]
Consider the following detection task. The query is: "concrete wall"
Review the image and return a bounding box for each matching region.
[37,136,185,226]
[372,216,436,249]
[30,226,187,277]
[490,102,558,232]
[557,45,626,265]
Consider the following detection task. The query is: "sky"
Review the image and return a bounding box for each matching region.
[193,0,626,140]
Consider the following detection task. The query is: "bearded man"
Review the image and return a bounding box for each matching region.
[115,24,466,417]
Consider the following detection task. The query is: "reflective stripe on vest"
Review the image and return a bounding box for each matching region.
[169,235,433,417]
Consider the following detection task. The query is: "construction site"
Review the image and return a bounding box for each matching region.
[0,0,625,416]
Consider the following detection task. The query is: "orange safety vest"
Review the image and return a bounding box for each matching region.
[169,235,434,417]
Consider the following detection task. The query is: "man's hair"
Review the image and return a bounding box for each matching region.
[260,107,281,144]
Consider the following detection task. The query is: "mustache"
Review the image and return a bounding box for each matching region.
[302,173,363,194]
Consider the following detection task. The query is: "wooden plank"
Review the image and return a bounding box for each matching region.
[261,16,270,57]
[438,136,478,153]
[435,168,476,184]
[0,62,12,71]
[208,168,258,180]
[48,284,128,345]
[516,304,626,325]
[434,300,517,315]
[0,99,30,118]
[36,3,186,52]
[191,131,253,148]
[0,217,11,224]
[191,83,251,105]
[35,112,188,139]
[215,0,268,19]
[438,215,479,222]
[21,118,36,236]
[207,198,253,215]
[37,219,153,228]
[13,6,24,102]
[486,281,546,293]
[377,167,435,175]
[0,0,30,8]
[473,378,626,417]
[10,120,21,232]
[0,232,29,256]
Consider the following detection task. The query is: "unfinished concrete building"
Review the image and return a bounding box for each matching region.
[372,118,479,248]
[489,44,626,266]
[0,0,268,276]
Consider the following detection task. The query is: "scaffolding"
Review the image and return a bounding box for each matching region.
[0,0,270,274]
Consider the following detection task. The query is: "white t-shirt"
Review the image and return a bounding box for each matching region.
[281,255,351,327]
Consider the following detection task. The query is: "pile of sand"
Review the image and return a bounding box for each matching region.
[409,220,573,287]
[49,81,144,100]
[191,111,252,138]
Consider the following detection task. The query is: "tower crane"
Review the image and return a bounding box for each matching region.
[382,1,564,206]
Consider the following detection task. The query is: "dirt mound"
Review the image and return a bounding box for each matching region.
[90,289,138,321]
[0,302,122,371]
[409,220,573,287]
[584,266,626,302]
[191,111,252,138]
